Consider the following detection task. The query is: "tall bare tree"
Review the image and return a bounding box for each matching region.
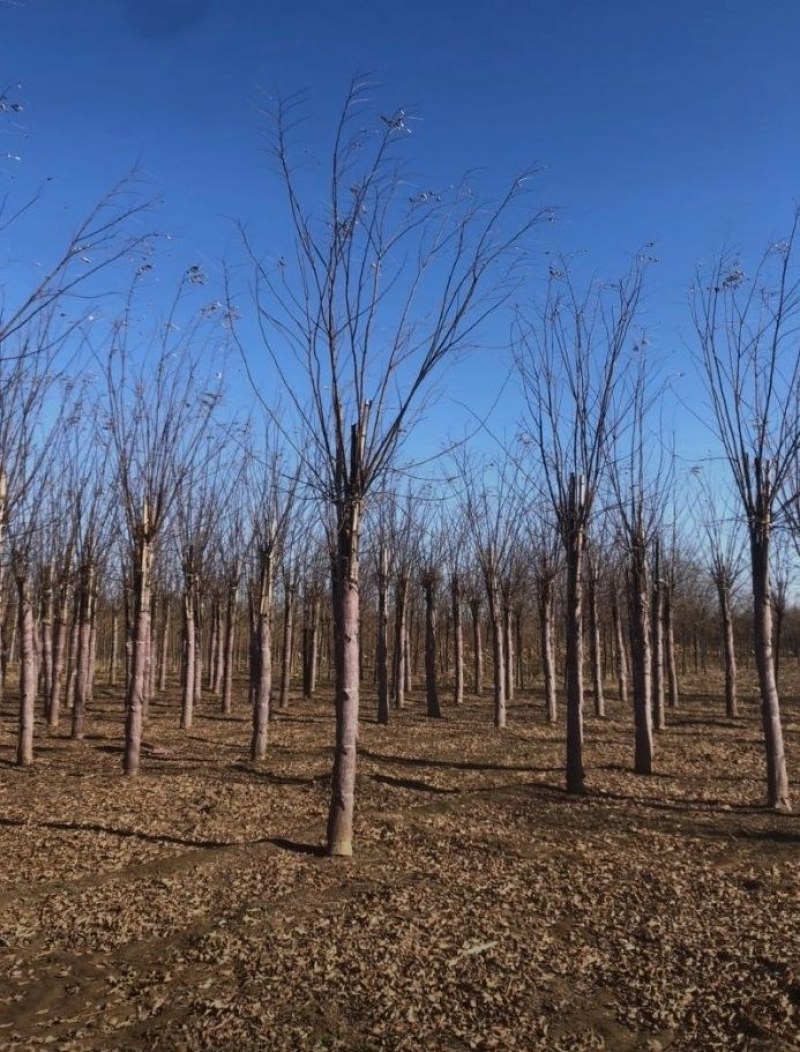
[692,218,800,810]
[237,81,544,854]
[516,257,645,792]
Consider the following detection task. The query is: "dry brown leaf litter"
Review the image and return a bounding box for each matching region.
[0,674,797,1051]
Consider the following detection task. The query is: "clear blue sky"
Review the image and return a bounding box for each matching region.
[3,0,800,467]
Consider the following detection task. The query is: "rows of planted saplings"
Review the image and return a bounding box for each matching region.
[3,504,797,770]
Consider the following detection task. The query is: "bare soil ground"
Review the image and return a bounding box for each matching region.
[0,673,798,1051]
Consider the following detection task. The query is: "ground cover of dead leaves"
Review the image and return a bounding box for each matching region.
[0,669,798,1051]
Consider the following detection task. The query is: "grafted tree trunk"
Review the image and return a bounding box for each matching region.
[451,572,463,707]
[422,569,442,718]
[71,561,96,740]
[250,545,274,761]
[469,597,483,695]
[327,488,362,858]
[15,562,36,767]
[628,529,654,775]
[376,546,389,725]
[392,574,407,710]
[538,574,557,724]
[587,551,605,719]
[123,511,154,777]
[278,574,295,710]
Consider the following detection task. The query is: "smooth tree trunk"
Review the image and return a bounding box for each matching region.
[250,545,274,761]
[749,488,790,809]
[485,565,506,729]
[562,477,586,793]
[109,608,119,687]
[181,563,197,730]
[49,567,72,729]
[392,575,407,710]
[611,592,628,705]
[422,570,442,718]
[716,578,738,718]
[326,487,362,858]
[538,574,557,724]
[221,573,237,714]
[376,547,389,725]
[628,529,654,775]
[664,576,679,709]
[651,538,665,732]
[279,577,295,710]
[503,596,514,705]
[123,514,154,776]
[303,589,319,699]
[158,595,170,693]
[40,565,54,718]
[451,572,463,707]
[71,561,95,740]
[469,597,483,694]
[15,566,36,766]
[587,553,605,718]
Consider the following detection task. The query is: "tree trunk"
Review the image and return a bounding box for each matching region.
[469,598,483,695]
[629,532,654,775]
[750,512,791,810]
[221,575,237,714]
[451,572,463,707]
[717,581,737,718]
[123,518,153,777]
[109,608,119,687]
[539,575,557,724]
[611,592,628,705]
[376,547,389,725]
[587,555,605,719]
[15,566,36,767]
[250,545,273,761]
[485,566,506,729]
[423,571,442,718]
[326,492,362,858]
[71,561,95,740]
[180,567,196,730]
[49,569,71,729]
[664,578,679,709]
[564,530,585,792]
[303,590,319,699]
[651,538,665,732]
[279,577,295,710]
[158,595,170,693]
[392,575,407,710]
[40,565,54,719]
[503,596,514,705]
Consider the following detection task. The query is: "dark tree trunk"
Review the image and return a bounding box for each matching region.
[422,571,442,718]
[250,545,273,761]
[392,575,407,710]
[451,572,463,706]
[469,598,483,695]
[628,531,654,775]
[376,547,389,725]
[538,575,557,724]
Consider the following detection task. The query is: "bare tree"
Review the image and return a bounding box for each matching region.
[237,81,544,854]
[516,257,645,792]
[692,218,800,810]
[104,271,225,775]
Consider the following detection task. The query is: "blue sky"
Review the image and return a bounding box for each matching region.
[3,0,800,472]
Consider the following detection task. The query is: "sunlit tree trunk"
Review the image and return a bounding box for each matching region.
[392,574,407,710]
[469,597,483,695]
[49,556,72,729]
[15,561,36,767]
[303,589,319,699]
[158,595,170,693]
[250,545,274,761]
[221,571,237,714]
[422,569,442,718]
[485,563,506,729]
[628,527,653,775]
[180,549,197,729]
[376,546,389,725]
[538,574,557,724]
[123,510,154,776]
[451,572,463,707]
[39,564,54,719]
[71,561,95,740]
[664,574,679,709]
[651,537,665,732]
[587,551,605,719]
[563,477,586,793]
[278,574,295,710]
[611,592,628,705]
